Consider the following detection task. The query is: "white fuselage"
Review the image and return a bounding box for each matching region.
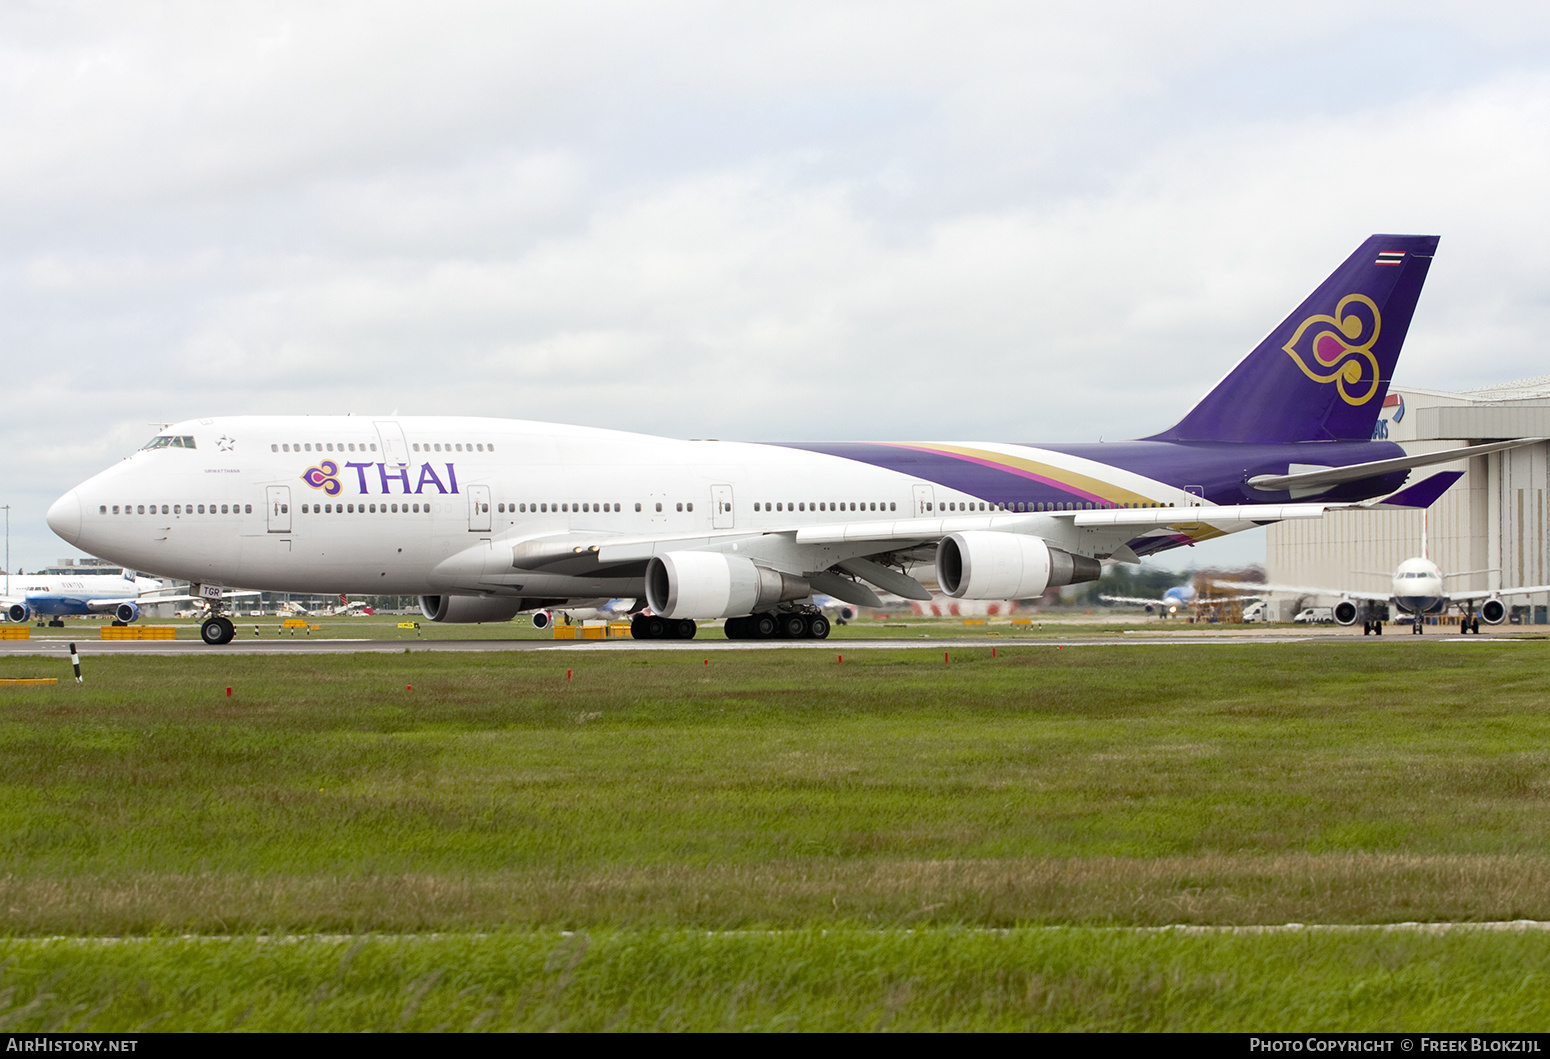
[1,574,163,619]
[46,416,1203,600]
[1390,556,1446,616]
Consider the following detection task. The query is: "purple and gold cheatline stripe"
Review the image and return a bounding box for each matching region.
[773,440,1229,553]
[891,444,1235,551]
[881,443,1160,508]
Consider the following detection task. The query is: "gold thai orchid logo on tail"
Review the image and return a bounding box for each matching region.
[1283,294,1382,405]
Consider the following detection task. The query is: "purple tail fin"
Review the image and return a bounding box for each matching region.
[1148,235,1439,444]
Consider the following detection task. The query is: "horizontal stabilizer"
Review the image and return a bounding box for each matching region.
[1365,471,1464,509]
[1247,438,1543,493]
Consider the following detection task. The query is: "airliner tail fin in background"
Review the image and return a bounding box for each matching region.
[1149,234,1439,445]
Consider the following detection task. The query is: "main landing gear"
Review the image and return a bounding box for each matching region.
[200,616,236,645]
[723,609,831,640]
[630,615,698,640]
[1362,620,1383,636]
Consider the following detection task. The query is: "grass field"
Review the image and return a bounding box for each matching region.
[2,640,1548,1029]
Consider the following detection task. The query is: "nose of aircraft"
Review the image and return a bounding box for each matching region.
[47,490,82,545]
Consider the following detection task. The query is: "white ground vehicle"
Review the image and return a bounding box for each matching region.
[1293,607,1334,624]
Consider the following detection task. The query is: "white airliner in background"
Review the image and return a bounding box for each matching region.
[39,236,1544,645]
[1101,584,1198,617]
[2,571,167,625]
[1223,557,1550,635]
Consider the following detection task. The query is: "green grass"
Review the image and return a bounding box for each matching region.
[3,929,1550,1031]
[4,641,1550,1029]
[2,643,1550,931]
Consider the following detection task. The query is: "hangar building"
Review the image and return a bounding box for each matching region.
[1266,375,1550,622]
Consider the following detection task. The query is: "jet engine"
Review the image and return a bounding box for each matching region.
[935,532,1100,599]
[4,602,28,623]
[418,594,528,624]
[1333,599,1360,626]
[1480,598,1507,625]
[645,552,811,619]
[530,609,554,630]
[114,602,140,624]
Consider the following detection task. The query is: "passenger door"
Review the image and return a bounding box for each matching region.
[913,484,935,516]
[266,486,291,533]
[468,485,491,532]
[374,421,411,465]
[711,484,734,529]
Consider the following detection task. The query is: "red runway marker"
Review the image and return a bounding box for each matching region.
[704,659,708,667]
[992,647,997,658]
[944,651,949,664]
[406,684,412,691]
[837,654,842,664]
[567,669,572,681]
[225,686,232,697]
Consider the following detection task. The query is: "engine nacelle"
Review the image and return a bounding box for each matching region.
[418,594,527,624]
[1333,599,1360,626]
[5,602,28,623]
[935,532,1100,599]
[1480,597,1507,625]
[115,602,140,624]
[645,552,811,619]
[530,609,553,630]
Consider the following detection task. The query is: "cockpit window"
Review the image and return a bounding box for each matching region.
[141,435,197,450]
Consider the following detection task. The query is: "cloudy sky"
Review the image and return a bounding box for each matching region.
[6,1,1550,572]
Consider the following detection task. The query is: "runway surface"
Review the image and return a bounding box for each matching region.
[0,629,1527,657]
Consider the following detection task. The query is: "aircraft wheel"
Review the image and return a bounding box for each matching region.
[1374,622,1382,636]
[675,619,697,639]
[807,614,830,639]
[724,616,745,640]
[1472,619,1481,634]
[200,617,234,646]
[779,613,807,638]
[1362,621,1371,636]
[752,613,778,639]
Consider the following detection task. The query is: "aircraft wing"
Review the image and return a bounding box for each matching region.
[1215,580,1391,602]
[489,503,1350,567]
[1449,585,1550,602]
[122,589,265,607]
[82,597,143,613]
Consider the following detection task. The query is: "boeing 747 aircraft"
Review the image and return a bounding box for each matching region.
[45,235,1540,645]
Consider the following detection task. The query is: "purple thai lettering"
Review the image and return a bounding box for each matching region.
[445,463,459,493]
[345,462,374,493]
[378,463,412,493]
[414,463,448,494]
